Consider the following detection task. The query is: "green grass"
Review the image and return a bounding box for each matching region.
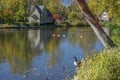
[73,47,120,80]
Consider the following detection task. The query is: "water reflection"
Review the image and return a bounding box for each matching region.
[28,30,40,49]
[0,30,36,75]
[0,27,104,80]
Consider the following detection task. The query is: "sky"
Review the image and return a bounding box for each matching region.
[61,0,72,7]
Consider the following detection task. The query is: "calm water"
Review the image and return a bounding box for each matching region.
[0,27,104,80]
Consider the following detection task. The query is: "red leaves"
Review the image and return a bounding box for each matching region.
[53,14,62,20]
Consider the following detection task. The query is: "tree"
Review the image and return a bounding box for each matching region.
[45,0,61,14]
[68,12,78,22]
[0,0,14,23]
[0,0,28,23]
[75,0,116,48]
[88,0,120,26]
[15,0,28,21]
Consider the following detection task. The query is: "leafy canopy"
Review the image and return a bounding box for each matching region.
[88,0,120,25]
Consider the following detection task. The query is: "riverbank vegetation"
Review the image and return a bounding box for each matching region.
[103,22,120,44]
[73,46,120,80]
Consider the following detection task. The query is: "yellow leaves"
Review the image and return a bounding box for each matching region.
[88,0,101,15]
[0,13,2,16]
[3,8,13,15]
[46,0,61,14]
[0,0,27,22]
[88,0,97,8]
[3,8,13,21]
[88,0,120,26]
[6,0,12,7]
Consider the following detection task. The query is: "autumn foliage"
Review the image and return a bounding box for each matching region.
[53,14,62,20]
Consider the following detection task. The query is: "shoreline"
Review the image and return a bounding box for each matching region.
[0,24,89,29]
[0,24,59,29]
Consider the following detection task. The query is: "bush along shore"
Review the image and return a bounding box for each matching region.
[73,46,120,80]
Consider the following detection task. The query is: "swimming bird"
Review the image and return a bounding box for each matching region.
[73,56,81,67]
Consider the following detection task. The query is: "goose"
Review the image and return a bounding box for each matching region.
[73,56,81,67]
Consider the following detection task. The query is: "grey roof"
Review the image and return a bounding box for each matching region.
[34,5,44,14]
[46,9,53,17]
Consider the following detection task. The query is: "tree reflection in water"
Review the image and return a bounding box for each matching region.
[0,27,104,80]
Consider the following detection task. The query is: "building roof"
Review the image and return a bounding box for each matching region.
[34,5,44,14]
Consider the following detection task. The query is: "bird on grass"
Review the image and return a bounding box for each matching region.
[73,56,81,67]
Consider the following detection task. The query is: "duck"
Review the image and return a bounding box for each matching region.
[73,56,81,67]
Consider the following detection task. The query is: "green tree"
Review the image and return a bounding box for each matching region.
[45,0,61,14]
[88,0,120,25]
[0,0,28,23]
[15,0,28,22]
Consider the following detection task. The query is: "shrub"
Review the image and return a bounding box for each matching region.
[30,22,39,26]
[68,12,78,22]
[73,47,120,80]
[112,28,120,43]
[102,22,120,44]
[68,11,81,24]
[68,11,88,26]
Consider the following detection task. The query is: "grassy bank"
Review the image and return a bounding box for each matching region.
[73,46,120,80]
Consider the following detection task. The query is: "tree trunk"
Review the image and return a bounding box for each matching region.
[76,0,116,48]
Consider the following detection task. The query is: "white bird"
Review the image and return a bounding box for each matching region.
[52,34,55,37]
[23,75,26,78]
[33,67,37,71]
[57,34,60,37]
[80,35,83,38]
[62,35,66,38]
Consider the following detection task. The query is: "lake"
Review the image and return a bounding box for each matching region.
[0,27,104,80]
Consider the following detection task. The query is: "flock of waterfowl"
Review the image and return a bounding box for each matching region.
[52,34,83,38]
